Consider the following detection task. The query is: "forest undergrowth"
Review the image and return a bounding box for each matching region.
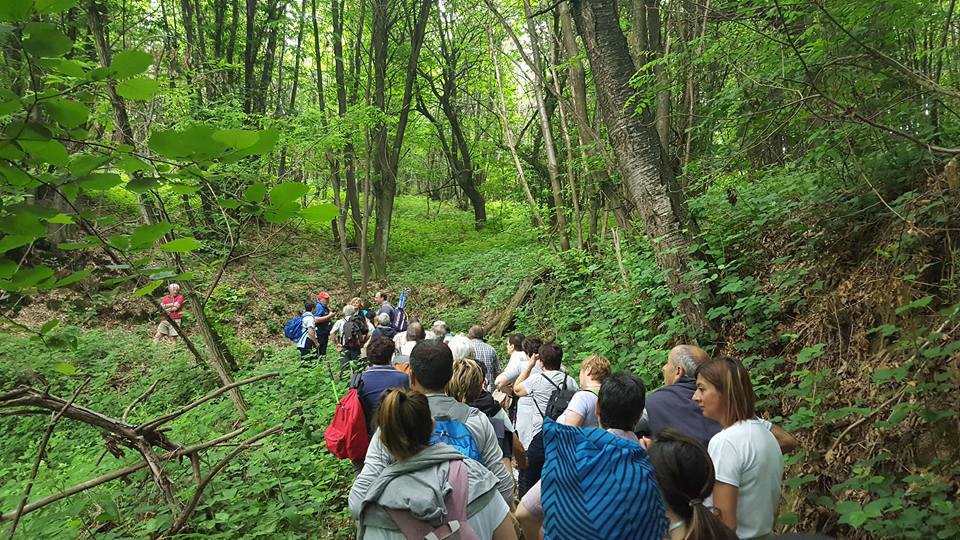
[2,165,959,539]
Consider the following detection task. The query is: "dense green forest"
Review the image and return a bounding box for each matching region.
[1,0,958,537]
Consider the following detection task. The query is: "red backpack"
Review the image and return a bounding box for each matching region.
[324,379,369,460]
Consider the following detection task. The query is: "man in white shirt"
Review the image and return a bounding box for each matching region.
[297,301,321,366]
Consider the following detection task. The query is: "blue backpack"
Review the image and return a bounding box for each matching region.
[284,314,305,341]
[429,402,481,461]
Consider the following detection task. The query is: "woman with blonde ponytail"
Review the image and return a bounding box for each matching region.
[351,388,517,540]
[648,430,738,540]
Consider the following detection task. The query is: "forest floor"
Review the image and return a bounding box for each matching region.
[2,176,959,539]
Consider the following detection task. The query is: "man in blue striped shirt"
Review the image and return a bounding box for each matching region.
[468,325,500,390]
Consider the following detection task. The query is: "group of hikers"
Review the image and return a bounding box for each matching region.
[298,289,808,540]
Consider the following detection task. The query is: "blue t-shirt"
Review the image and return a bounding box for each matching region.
[355,366,409,429]
[314,303,333,331]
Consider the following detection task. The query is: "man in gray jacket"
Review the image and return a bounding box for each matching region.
[349,340,515,509]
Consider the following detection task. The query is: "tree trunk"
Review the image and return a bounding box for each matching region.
[243,0,257,113]
[313,0,356,291]
[255,0,286,115]
[86,0,160,227]
[522,0,569,251]
[571,0,710,337]
[370,0,433,278]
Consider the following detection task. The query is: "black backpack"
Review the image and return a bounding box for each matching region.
[343,314,368,350]
[537,373,577,420]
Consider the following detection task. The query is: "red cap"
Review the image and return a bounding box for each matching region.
[317,291,331,300]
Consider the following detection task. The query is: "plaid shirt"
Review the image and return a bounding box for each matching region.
[470,338,500,390]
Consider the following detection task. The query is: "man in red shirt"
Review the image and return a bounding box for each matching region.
[153,283,185,344]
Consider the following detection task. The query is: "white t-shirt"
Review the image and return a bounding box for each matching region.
[517,371,579,449]
[297,313,316,348]
[500,351,535,383]
[707,418,784,539]
[361,488,509,540]
[560,389,599,428]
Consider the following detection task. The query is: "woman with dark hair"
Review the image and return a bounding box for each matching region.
[648,430,738,540]
[692,357,784,540]
[350,388,517,540]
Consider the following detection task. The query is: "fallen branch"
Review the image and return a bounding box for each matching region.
[164,425,283,536]
[137,372,279,433]
[123,380,161,423]
[0,428,248,523]
[5,377,91,539]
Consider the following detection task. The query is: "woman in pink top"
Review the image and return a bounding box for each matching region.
[154,283,185,344]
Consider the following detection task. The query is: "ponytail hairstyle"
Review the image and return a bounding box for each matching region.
[447,359,484,403]
[377,388,434,461]
[648,430,738,540]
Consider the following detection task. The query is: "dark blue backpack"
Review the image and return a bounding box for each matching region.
[429,402,481,461]
[284,314,305,341]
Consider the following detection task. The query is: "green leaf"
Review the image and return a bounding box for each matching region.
[125,176,162,193]
[264,202,299,223]
[243,182,266,203]
[42,98,89,128]
[79,172,122,192]
[0,235,32,253]
[0,164,34,187]
[109,49,153,79]
[9,265,55,289]
[212,129,259,149]
[222,129,279,161]
[867,324,898,337]
[796,343,826,364]
[218,198,243,209]
[35,0,76,13]
[56,268,93,287]
[52,362,78,376]
[23,23,73,58]
[116,156,151,174]
[116,78,159,101]
[134,280,163,297]
[167,183,201,195]
[68,153,111,176]
[129,222,174,249]
[0,258,15,279]
[299,203,338,223]
[54,59,86,78]
[160,237,201,253]
[20,139,69,166]
[0,0,34,23]
[46,213,74,224]
[895,295,933,314]
[269,182,309,204]
[0,89,22,115]
[40,319,59,334]
[148,125,227,159]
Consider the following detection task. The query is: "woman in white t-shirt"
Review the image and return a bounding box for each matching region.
[560,355,611,428]
[692,357,784,540]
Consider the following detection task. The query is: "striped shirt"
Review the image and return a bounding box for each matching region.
[470,338,500,390]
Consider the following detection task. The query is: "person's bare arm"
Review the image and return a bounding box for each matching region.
[493,514,520,540]
[513,355,538,396]
[561,411,584,427]
[515,503,541,540]
[712,481,739,533]
[771,424,799,453]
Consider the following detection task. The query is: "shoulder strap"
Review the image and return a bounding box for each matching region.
[386,460,470,539]
[444,401,473,423]
[542,373,562,391]
[349,372,364,392]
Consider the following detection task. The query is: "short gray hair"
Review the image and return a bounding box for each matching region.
[448,335,476,362]
[343,304,356,316]
[672,346,700,376]
[168,283,180,292]
[377,312,391,325]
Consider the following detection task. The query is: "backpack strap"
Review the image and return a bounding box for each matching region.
[387,460,470,539]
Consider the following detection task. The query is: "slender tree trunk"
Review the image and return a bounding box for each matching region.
[255,0,286,114]
[488,28,549,234]
[179,0,204,105]
[243,0,257,113]
[87,0,160,227]
[370,0,433,278]
[333,0,363,241]
[226,0,239,85]
[312,0,355,291]
[571,0,710,336]
[522,0,569,251]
